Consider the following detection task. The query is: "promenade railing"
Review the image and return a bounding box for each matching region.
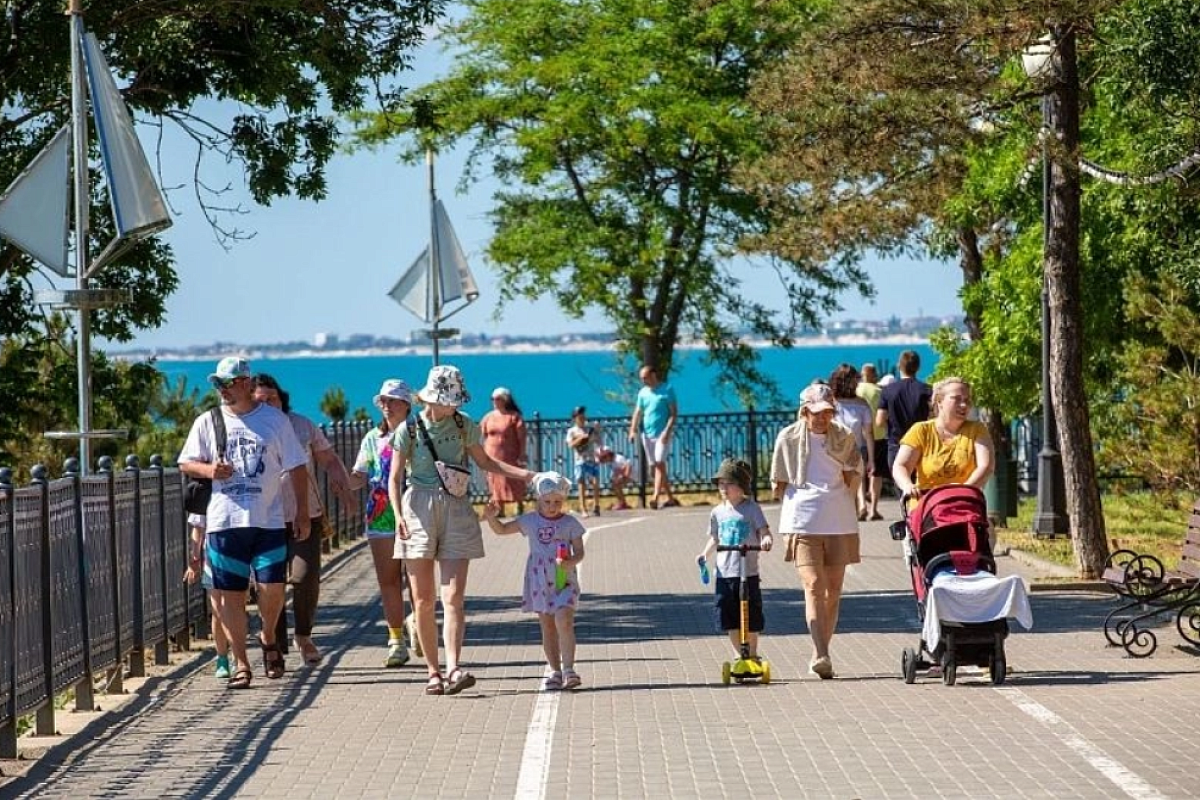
[0,408,794,756]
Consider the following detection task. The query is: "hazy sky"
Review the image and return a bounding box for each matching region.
[83,29,963,352]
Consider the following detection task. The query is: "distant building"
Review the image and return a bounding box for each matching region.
[314,332,338,348]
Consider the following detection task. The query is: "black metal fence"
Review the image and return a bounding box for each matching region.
[0,408,795,756]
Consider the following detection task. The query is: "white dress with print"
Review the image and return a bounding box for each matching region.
[519,512,586,614]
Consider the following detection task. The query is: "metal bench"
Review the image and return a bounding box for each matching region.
[1102,505,1200,657]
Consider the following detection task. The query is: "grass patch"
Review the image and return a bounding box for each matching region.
[997,488,1195,569]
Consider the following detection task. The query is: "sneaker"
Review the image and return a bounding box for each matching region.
[809,656,835,680]
[561,668,582,690]
[612,502,630,511]
[214,655,231,680]
[405,613,423,658]
[385,640,410,668]
[541,670,563,691]
[591,505,601,517]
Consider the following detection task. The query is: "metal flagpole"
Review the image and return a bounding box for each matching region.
[69,0,93,473]
[428,147,441,365]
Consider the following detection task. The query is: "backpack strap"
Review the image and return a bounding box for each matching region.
[209,407,227,461]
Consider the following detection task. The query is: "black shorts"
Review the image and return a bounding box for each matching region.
[714,575,764,633]
[872,439,888,479]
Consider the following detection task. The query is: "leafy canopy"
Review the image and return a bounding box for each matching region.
[354,0,867,405]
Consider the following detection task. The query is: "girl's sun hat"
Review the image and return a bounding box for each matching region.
[416,364,470,407]
[373,379,412,409]
[532,471,571,498]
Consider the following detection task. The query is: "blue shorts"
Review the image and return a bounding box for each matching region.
[714,576,764,633]
[206,526,288,591]
[574,461,600,484]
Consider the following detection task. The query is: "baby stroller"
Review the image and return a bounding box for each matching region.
[890,484,1029,686]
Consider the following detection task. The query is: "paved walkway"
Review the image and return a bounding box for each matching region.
[5,498,1199,799]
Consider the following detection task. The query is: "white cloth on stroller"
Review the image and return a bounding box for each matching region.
[923,571,1034,650]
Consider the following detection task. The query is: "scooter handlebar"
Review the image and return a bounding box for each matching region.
[715,544,763,553]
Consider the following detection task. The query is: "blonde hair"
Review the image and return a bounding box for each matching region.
[930,376,971,416]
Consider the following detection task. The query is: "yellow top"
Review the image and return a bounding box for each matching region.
[900,419,989,488]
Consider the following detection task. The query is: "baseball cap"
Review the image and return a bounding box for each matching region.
[207,357,251,388]
[800,383,836,414]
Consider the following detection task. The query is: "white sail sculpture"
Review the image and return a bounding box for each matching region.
[389,149,480,363]
[0,3,172,474]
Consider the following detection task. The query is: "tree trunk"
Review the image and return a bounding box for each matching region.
[1045,27,1107,578]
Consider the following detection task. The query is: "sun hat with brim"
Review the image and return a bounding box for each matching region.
[415,364,470,407]
[800,382,836,414]
[491,386,511,400]
[533,471,571,499]
[713,458,752,493]
[208,356,251,387]
[374,379,412,409]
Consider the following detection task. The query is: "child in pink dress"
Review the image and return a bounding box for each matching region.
[483,471,587,690]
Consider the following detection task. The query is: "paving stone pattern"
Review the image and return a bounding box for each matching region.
[4,498,1198,799]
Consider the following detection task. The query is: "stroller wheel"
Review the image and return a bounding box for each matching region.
[941,655,957,686]
[901,648,918,684]
[989,655,1007,685]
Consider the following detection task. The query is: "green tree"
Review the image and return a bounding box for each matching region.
[320,386,349,423]
[745,0,1200,576]
[1,0,444,467]
[353,0,866,404]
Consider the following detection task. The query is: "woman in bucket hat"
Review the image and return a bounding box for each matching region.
[347,379,420,668]
[388,364,534,695]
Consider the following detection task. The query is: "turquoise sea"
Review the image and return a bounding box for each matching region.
[156,342,937,423]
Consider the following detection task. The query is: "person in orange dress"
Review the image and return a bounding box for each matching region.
[480,387,529,515]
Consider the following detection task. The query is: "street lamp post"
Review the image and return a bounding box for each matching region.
[1024,40,1070,537]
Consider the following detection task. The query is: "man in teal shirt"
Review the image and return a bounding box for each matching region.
[628,364,680,509]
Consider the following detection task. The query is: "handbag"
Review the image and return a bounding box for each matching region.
[415,415,472,498]
[184,408,227,514]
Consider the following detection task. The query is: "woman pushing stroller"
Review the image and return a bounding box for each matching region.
[890,377,993,500]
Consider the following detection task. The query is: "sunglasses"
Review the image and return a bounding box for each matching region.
[210,375,246,390]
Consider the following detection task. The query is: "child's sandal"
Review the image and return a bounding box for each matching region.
[425,672,444,695]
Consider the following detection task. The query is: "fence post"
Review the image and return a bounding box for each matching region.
[530,413,544,472]
[98,456,124,694]
[747,406,759,502]
[65,458,95,711]
[0,468,17,757]
[150,456,171,666]
[126,455,146,679]
[31,465,55,736]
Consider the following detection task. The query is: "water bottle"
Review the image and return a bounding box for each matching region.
[555,542,569,590]
[697,555,710,585]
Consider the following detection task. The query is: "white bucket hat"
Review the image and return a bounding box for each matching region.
[373,379,412,409]
[416,364,470,407]
[532,471,571,499]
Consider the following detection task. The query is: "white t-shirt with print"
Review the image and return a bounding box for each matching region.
[179,403,308,533]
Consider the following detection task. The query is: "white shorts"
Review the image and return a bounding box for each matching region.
[641,433,671,465]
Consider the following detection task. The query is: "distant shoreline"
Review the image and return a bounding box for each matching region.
[113,333,933,363]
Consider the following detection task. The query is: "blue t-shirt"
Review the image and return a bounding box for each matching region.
[708,499,769,578]
[635,383,677,437]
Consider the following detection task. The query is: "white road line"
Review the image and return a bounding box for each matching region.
[514,689,559,800]
[997,687,1168,800]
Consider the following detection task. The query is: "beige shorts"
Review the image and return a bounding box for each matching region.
[393,485,485,561]
[788,533,861,568]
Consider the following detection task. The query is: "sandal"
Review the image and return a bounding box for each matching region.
[444,667,476,696]
[295,637,322,665]
[227,667,253,690]
[561,669,582,690]
[425,672,444,696]
[261,639,286,679]
[541,670,563,692]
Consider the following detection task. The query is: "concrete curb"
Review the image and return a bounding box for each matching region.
[1003,546,1111,592]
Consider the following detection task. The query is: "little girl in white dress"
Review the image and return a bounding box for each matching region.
[483,471,587,690]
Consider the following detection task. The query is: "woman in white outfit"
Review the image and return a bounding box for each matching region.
[771,382,862,679]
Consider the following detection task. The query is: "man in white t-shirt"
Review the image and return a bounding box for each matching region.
[178,356,310,689]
